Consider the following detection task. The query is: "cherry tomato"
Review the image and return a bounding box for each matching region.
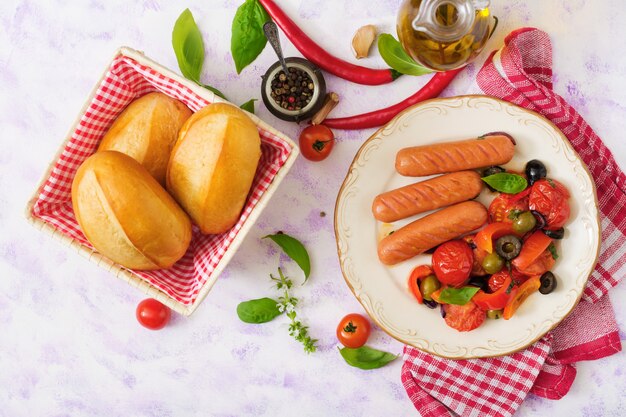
[136,298,171,330]
[432,240,473,287]
[298,125,335,161]
[511,230,553,271]
[473,274,513,311]
[488,270,510,292]
[503,276,541,320]
[407,265,433,304]
[463,234,488,276]
[488,191,530,223]
[514,249,555,276]
[444,302,486,332]
[528,179,570,230]
[336,313,371,348]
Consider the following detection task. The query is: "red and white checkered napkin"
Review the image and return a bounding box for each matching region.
[401,28,625,417]
[30,55,292,306]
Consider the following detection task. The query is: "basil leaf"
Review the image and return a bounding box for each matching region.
[240,99,257,114]
[438,286,480,305]
[339,346,397,370]
[201,83,227,100]
[237,297,282,323]
[377,33,432,76]
[172,9,205,82]
[264,233,311,280]
[231,0,270,74]
[481,173,528,194]
[548,243,559,260]
[172,9,227,99]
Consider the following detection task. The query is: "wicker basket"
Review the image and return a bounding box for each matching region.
[25,47,298,316]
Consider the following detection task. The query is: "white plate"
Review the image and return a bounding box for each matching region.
[334,95,600,359]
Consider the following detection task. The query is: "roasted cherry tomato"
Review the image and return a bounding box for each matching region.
[503,276,541,319]
[511,230,553,271]
[432,240,474,288]
[463,234,488,276]
[528,179,570,230]
[407,265,433,304]
[488,190,530,223]
[488,270,510,292]
[298,125,335,161]
[336,313,371,348]
[136,298,171,330]
[443,302,486,332]
[514,249,555,276]
[472,273,513,311]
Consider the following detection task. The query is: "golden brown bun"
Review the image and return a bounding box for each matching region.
[71,151,192,270]
[98,92,192,185]
[166,103,261,234]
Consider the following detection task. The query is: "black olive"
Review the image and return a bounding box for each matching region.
[468,276,489,291]
[481,166,506,191]
[544,228,565,239]
[531,210,547,229]
[495,235,522,260]
[539,271,557,294]
[440,304,447,318]
[525,160,547,185]
[423,299,438,309]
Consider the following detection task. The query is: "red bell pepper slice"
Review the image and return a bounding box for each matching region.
[474,223,517,254]
[503,276,541,319]
[472,275,514,311]
[407,265,433,304]
[512,231,553,271]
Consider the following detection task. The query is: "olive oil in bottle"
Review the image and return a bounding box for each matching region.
[397,0,492,71]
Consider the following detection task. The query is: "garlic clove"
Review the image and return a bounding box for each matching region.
[351,25,377,59]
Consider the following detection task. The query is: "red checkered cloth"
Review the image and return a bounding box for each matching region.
[401,28,625,417]
[30,55,292,306]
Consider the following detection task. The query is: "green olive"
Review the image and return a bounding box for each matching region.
[512,211,537,234]
[420,274,441,301]
[487,309,503,319]
[482,252,504,274]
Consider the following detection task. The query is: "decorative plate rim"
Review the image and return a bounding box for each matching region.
[334,95,601,359]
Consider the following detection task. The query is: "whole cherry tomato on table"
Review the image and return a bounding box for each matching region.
[136,298,171,330]
[528,179,570,230]
[432,240,474,288]
[337,313,371,348]
[298,125,335,161]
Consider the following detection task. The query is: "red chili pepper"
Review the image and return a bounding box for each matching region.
[323,69,463,130]
[258,0,400,85]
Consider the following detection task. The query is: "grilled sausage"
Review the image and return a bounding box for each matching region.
[395,134,515,177]
[377,201,488,265]
[372,171,483,223]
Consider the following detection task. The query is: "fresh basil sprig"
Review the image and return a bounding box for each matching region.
[172,9,227,99]
[264,232,311,281]
[339,346,397,370]
[240,98,257,114]
[481,173,528,194]
[236,297,282,323]
[377,33,432,76]
[231,0,270,74]
[438,286,480,305]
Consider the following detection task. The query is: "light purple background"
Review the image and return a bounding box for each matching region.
[1,1,625,416]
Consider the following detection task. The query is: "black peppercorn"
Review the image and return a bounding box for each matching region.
[270,66,315,111]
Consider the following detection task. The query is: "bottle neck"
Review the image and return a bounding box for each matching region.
[412,0,489,42]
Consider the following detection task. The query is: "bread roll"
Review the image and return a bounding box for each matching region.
[166,103,261,234]
[72,151,192,270]
[98,92,192,185]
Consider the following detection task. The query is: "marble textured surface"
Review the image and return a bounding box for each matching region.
[1,1,625,416]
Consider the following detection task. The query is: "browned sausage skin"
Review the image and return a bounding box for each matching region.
[395,134,515,177]
[372,171,483,223]
[377,201,488,265]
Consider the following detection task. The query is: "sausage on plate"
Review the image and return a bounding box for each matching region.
[372,171,483,223]
[377,201,488,265]
[395,134,515,177]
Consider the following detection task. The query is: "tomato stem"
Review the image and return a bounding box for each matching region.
[343,321,357,333]
[313,139,331,152]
